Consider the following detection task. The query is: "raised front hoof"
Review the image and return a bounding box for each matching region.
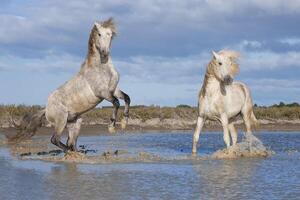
[108,125,116,134]
[121,117,128,130]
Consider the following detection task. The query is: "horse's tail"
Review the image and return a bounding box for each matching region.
[250,109,259,130]
[7,109,46,143]
[242,83,259,131]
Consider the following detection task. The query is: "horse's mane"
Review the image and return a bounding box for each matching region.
[88,25,98,55]
[101,17,117,37]
[200,60,216,97]
[218,50,240,61]
[200,50,241,97]
[219,49,240,75]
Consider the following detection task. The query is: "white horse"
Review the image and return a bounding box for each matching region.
[10,18,130,152]
[192,50,258,154]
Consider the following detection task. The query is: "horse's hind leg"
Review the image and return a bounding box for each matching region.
[114,88,131,129]
[228,123,238,146]
[242,108,254,135]
[51,129,68,152]
[243,115,253,135]
[66,118,82,151]
[50,112,68,152]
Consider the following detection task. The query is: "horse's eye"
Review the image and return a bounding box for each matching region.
[98,33,101,37]
[218,62,222,66]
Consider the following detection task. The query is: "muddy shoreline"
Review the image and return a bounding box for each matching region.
[1,121,300,138]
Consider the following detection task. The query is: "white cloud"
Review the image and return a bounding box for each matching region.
[238,40,263,49]
[1,47,300,105]
[246,78,300,90]
[1,0,300,105]
[0,53,83,73]
[243,78,300,105]
[1,0,300,44]
[241,51,300,70]
[279,38,300,46]
[1,47,300,81]
[115,53,209,84]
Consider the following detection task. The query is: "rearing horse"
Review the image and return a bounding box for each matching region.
[192,50,258,154]
[10,18,131,152]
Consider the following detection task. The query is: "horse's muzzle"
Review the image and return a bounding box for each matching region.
[223,75,233,85]
[100,53,109,64]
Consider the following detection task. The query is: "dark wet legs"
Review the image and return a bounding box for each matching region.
[106,95,120,133]
[51,134,69,152]
[66,118,82,152]
[122,91,131,118]
[115,90,130,129]
[114,89,131,129]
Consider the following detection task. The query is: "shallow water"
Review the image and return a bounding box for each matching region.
[0,131,300,200]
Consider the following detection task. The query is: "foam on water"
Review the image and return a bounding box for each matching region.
[0,132,274,164]
[211,133,274,159]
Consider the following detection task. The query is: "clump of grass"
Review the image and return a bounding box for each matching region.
[0,104,43,117]
[254,106,300,120]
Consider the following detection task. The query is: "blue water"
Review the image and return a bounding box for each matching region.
[0,132,300,200]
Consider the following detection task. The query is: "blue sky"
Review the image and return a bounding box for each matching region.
[1,0,300,106]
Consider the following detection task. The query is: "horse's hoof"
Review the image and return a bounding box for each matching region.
[108,126,116,133]
[64,151,85,160]
[121,118,128,130]
[191,148,197,156]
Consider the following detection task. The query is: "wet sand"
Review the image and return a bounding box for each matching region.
[2,121,300,139]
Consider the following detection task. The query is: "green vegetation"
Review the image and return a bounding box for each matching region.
[0,104,42,118]
[0,102,299,126]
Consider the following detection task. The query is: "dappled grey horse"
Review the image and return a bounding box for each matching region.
[11,18,130,152]
[192,50,258,154]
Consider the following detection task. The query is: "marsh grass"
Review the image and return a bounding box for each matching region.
[1,103,299,126]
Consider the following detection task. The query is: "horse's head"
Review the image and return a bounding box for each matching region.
[210,50,240,84]
[89,17,116,63]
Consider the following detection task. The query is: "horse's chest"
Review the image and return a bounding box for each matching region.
[86,67,119,94]
[201,95,222,118]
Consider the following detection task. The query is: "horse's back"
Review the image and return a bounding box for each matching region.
[47,74,100,115]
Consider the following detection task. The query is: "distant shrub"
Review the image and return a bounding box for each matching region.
[176,104,191,108]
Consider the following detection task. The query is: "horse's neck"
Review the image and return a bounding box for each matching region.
[201,74,221,97]
[86,50,102,67]
[83,49,114,70]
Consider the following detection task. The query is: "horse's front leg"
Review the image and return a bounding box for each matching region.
[221,114,230,148]
[104,93,120,133]
[114,88,131,129]
[192,116,205,154]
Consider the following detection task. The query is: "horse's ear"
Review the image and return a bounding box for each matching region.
[212,51,218,59]
[93,22,100,31]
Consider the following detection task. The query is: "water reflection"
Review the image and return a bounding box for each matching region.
[0,132,300,200]
[192,159,261,199]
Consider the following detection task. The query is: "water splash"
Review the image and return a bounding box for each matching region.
[211,133,274,159]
